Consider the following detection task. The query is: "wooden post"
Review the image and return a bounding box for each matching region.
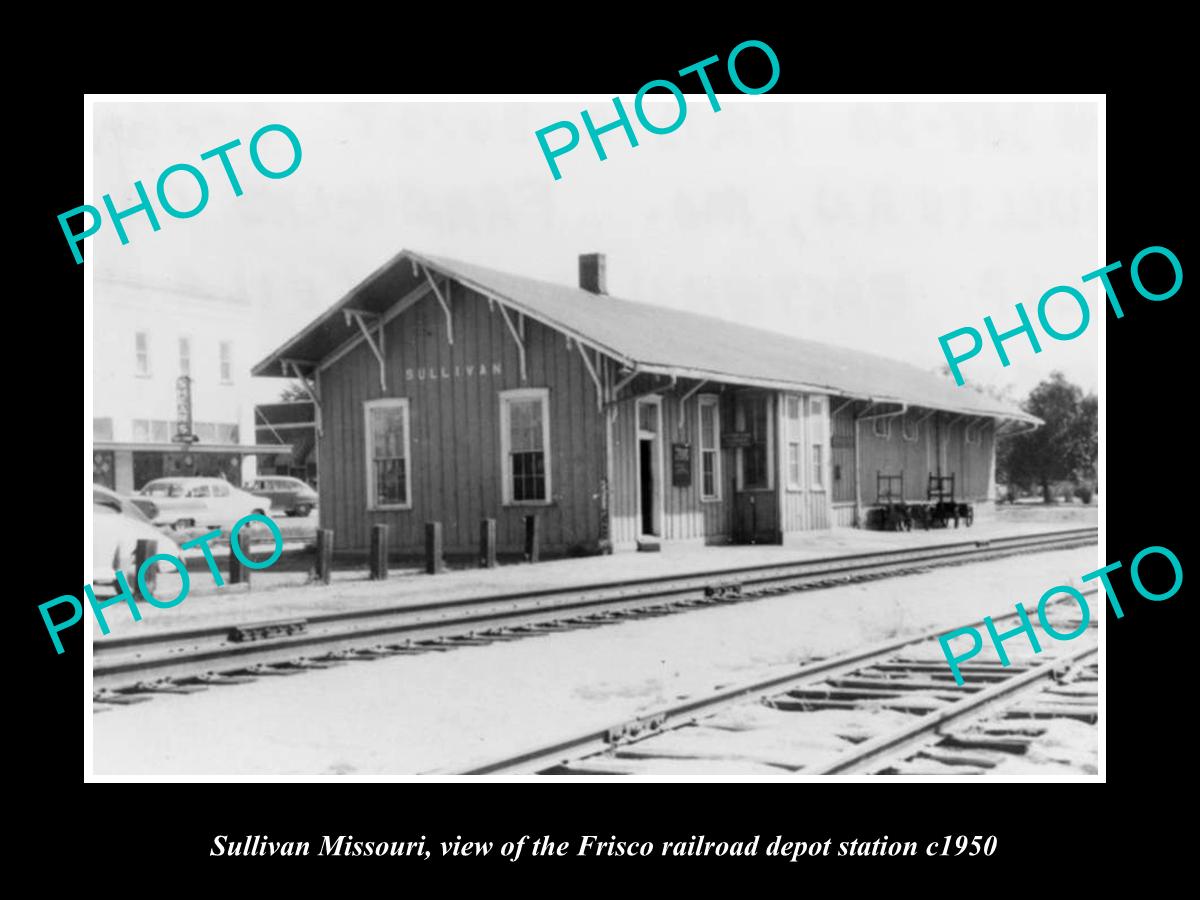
[315,529,334,585]
[229,529,252,586]
[134,539,157,599]
[425,521,444,574]
[524,514,540,563]
[370,523,389,580]
[480,518,497,569]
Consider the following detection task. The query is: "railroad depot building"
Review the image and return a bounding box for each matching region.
[254,252,1038,557]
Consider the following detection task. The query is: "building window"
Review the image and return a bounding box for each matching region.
[809,396,827,490]
[219,341,233,383]
[364,398,411,509]
[873,415,891,439]
[785,395,803,491]
[902,412,918,442]
[216,423,240,444]
[966,420,981,444]
[179,337,191,376]
[93,418,113,442]
[698,395,721,501]
[132,419,150,442]
[150,420,169,442]
[500,388,551,505]
[135,332,150,376]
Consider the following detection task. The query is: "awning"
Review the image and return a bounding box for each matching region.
[94,441,293,456]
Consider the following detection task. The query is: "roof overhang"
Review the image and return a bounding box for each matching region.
[252,249,1042,428]
[252,249,636,378]
[95,442,292,455]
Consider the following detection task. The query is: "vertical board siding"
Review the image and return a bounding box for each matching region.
[855,407,996,505]
[314,284,1000,554]
[778,391,831,535]
[319,284,605,555]
[610,380,733,546]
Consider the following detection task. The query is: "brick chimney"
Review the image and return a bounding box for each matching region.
[579,253,607,294]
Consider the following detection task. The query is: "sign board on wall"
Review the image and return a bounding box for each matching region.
[672,443,692,487]
[721,432,753,449]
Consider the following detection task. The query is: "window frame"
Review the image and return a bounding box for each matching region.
[784,394,804,492]
[965,420,981,444]
[135,331,150,377]
[219,340,233,384]
[809,396,828,491]
[697,394,722,502]
[499,387,552,507]
[902,412,918,442]
[363,397,413,511]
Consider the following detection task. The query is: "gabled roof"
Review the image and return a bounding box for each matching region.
[254,249,1038,424]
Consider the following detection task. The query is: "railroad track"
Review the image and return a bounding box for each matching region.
[454,591,1099,776]
[93,526,1097,706]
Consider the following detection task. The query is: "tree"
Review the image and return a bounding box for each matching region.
[997,372,1097,503]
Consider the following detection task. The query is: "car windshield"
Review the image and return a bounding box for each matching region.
[141,481,186,497]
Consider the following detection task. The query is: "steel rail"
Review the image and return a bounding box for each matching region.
[451,588,1100,776]
[94,527,1097,697]
[97,527,1096,653]
[805,645,1098,775]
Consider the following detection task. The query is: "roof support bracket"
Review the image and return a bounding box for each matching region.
[578,344,603,412]
[831,398,856,417]
[678,379,708,429]
[420,266,454,345]
[496,302,527,382]
[612,368,640,398]
[343,309,387,391]
[281,359,322,438]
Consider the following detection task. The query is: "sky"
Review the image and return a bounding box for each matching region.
[91,99,1099,405]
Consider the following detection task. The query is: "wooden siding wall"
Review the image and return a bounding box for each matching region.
[609,379,734,547]
[318,283,606,555]
[778,392,832,533]
[850,403,996,504]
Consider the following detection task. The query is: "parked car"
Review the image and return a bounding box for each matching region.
[246,475,318,517]
[136,477,268,533]
[93,494,183,587]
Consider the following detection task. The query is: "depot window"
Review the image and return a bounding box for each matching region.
[785,395,803,491]
[501,388,551,505]
[873,415,891,439]
[364,398,411,510]
[698,394,722,501]
[809,396,827,490]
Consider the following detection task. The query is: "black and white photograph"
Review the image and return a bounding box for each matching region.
[81,96,1107,780]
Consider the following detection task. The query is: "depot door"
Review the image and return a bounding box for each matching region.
[635,397,662,538]
[732,392,779,543]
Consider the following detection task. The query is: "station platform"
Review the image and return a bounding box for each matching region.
[91,506,1097,640]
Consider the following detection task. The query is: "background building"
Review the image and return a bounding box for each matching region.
[254,400,318,485]
[92,277,283,493]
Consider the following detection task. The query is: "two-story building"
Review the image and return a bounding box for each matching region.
[92,277,284,493]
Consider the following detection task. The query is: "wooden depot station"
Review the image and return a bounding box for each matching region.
[253,252,1039,559]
